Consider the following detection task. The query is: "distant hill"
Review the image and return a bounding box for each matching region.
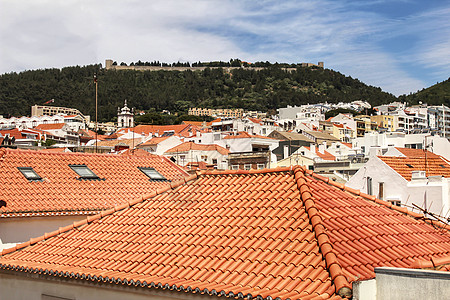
[0,62,399,121]
[401,78,450,107]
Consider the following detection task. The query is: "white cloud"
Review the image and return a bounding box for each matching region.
[0,0,448,95]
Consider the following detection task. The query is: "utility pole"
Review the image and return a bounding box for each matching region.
[94,74,98,154]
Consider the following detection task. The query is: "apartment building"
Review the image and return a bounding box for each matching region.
[428,105,450,138]
[188,107,244,118]
[31,105,90,123]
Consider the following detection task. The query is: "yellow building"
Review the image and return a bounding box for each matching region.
[331,123,356,142]
[355,115,378,137]
[370,115,397,132]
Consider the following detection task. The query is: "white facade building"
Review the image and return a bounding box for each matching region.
[353,131,450,160]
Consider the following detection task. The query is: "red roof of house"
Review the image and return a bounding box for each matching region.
[165,142,230,155]
[0,128,25,140]
[0,148,188,217]
[118,124,198,137]
[223,131,275,140]
[305,146,336,161]
[119,148,156,156]
[139,136,172,146]
[184,161,215,170]
[333,124,352,130]
[182,121,204,126]
[248,118,262,124]
[40,147,71,153]
[394,147,441,159]
[378,156,450,181]
[341,143,352,148]
[35,123,65,130]
[1,167,449,299]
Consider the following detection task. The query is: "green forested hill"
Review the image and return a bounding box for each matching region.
[401,78,450,107]
[0,64,398,121]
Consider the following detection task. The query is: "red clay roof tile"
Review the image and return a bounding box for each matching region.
[166,141,230,155]
[378,156,450,180]
[1,166,450,300]
[0,148,188,216]
[35,123,66,130]
[223,131,276,140]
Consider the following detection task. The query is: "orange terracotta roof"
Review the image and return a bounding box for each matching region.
[0,148,189,217]
[140,136,171,146]
[305,146,336,161]
[341,143,352,148]
[119,148,156,156]
[333,124,352,130]
[394,147,440,159]
[378,156,450,180]
[166,142,230,155]
[40,148,71,153]
[184,161,215,170]
[0,128,26,140]
[182,121,203,126]
[96,138,141,148]
[1,167,449,299]
[118,124,191,136]
[248,118,262,124]
[223,131,276,140]
[35,123,65,130]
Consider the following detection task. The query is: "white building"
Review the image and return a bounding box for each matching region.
[329,113,357,132]
[164,141,229,169]
[346,148,450,216]
[137,135,183,156]
[0,114,87,131]
[353,131,450,161]
[428,105,450,139]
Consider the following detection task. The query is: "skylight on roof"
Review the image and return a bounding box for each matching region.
[138,167,168,181]
[406,164,414,168]
[18,167,42,181]
[69,164,99,180]
[440,164,447,168]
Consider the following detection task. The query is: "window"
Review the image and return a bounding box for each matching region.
[231,165,239,170]
[201,155,208,162]
[18,167,42,181]
[388,200,401,207]
[244,164,252,170]
[138,167,168,181]
[257,163,265,170]
[378,182,384,200]
[69,164,99,180]
[212,158,217,165]
[367,177,373,195]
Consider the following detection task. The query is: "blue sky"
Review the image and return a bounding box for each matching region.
[0,0,449,96]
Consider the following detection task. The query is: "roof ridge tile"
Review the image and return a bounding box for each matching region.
[293,166,352,298]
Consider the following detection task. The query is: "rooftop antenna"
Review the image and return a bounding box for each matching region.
[94,74,98,154]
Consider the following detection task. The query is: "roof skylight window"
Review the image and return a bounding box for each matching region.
[406,164,414,168]
[69,164,99,180]
[440,164,447,168]
[18,167,42,181]
[138,167,168,181]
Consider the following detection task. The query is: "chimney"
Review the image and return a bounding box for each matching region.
[318,141,326,154]
[310,143,316,154]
